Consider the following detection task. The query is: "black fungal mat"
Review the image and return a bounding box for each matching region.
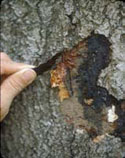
[34,32,125,142]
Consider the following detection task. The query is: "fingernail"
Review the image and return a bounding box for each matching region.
[21,65,36,69]
[21,69,36,84]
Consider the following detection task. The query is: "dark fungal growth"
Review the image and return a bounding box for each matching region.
[77,33,112,108]
[34,32,125,142]
[74,33,125,141]
[114,100,125,141]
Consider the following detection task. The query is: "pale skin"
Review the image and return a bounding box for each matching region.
[0,52,36,121]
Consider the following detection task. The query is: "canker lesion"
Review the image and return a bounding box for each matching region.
[50,32,125,142]
[50,39,87,102]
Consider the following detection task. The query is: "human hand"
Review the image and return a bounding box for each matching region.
[0,52,36,121]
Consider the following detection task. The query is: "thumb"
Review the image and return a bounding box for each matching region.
[0,68,36,121]
[2,68,37,99]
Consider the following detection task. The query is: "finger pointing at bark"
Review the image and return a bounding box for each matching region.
[0,60,35,75]
[0,52,35,75]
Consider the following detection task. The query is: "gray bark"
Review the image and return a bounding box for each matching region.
[1,0,125,158]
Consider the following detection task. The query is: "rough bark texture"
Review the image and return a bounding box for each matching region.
[1,0,125,158]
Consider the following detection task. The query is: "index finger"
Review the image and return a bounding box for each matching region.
[0,53,35,75]
[0,61,35,75]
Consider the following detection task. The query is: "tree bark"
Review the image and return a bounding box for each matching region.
[1,0,125,158]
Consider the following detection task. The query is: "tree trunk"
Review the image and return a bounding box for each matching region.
[1,0,125,158]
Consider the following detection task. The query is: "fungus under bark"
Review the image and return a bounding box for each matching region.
[35,32,125,142]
